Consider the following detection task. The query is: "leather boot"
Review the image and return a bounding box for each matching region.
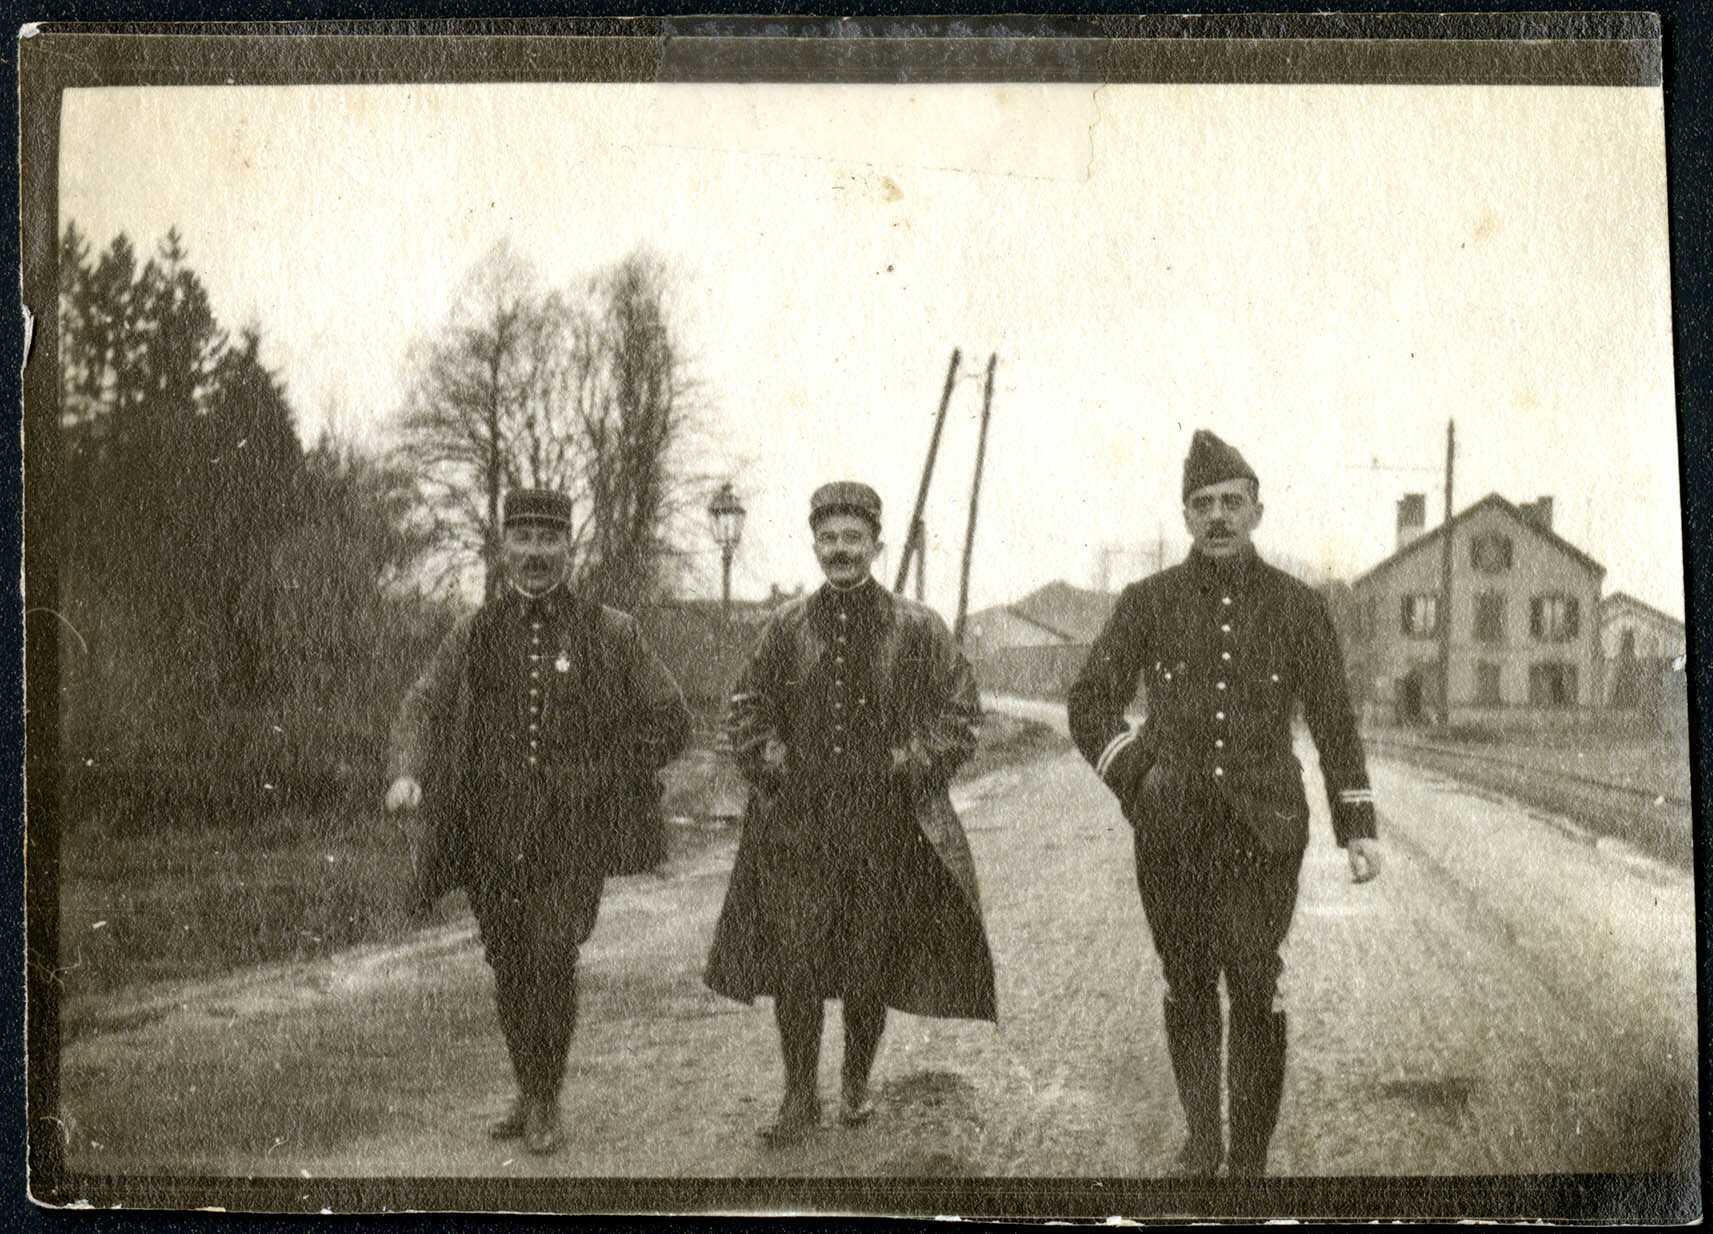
[1162,994,1225,1177]
[1226,1008,1287,1177]
[840,998,884,1127]
[761,995,823,1146]
[524,1097,564,1156]
[758,1091,822,1147]
[488,1095,529,1141]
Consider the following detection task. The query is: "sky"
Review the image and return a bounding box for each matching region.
[59,82,1684,620]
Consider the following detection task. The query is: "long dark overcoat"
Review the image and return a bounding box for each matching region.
[703,584,997,1022]
[388,594,692,915]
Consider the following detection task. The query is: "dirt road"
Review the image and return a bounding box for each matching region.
[55,700,1698,1182]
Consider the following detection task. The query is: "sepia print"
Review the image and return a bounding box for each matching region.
[19,15,1699,1221]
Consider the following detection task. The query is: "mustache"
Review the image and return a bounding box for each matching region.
[1207,524,1233,537]
[826,554,861,567]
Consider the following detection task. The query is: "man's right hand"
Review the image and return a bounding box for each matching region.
[385,776,422,813]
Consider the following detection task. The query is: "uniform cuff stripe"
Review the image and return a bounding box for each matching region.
[1096,730,1137,780]
[1338,790,1374,802]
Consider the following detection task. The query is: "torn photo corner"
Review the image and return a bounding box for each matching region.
[18,12,1700,1225]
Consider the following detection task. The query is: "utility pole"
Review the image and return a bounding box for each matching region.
[894,349,961,594]
[953,354,997,643]
[1437,419,1456,728]
[912,521,926,602]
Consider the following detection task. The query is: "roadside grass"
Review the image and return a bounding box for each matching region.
[58,711,1068,1007]
[1365,716,1694,866]
[1371,716,1692,803]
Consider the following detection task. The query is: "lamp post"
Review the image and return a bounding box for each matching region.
[708,481,747,618]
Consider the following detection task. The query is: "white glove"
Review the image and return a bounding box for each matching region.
[385,776,422,814]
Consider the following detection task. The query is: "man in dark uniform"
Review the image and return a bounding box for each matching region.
[1068,431,1382,1178]
[385,488,692,1156]
[705,482,997,1145]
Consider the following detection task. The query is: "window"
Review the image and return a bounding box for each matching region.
[1529,594,1581,642]
[1470,533,1514,574]
[1475,661,1503,706]
[1528,662,1578,707]
[1474,592,1506,644]
[1400,594,1439,638]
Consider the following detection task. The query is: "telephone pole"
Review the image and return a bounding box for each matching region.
[953,354,997,644]
[894,349,960,595]
[1437,419,1456,728]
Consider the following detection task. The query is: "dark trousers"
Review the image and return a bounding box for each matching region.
[1134,784,1303,1170]
[468,862,606,1102]
[1133,800,1303,1016]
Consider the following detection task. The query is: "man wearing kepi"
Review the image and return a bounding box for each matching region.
[705,481,997,1145]
[385,487,691,1156]
[1068,431,1382,1178]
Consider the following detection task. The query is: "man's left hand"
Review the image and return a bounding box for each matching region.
[1347,837,1382,884]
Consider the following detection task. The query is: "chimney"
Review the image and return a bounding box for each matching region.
[1521,496,1554,533]
[1396,493,1426,551]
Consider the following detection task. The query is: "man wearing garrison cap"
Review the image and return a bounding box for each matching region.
[706,481,997,1145]
[1068,431,1383,1178]
[385,488,691,1156]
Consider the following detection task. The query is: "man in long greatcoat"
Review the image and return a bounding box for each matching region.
[1067,431,1382,1178]
[386,487,692,1156]
[705,481,997,1145]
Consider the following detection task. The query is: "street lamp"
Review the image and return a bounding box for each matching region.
[707,481,747,617]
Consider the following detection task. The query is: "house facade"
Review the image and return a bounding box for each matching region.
[964,580,1117,700]
[1599,591,1687,708]
[1350,493,1605,728]
[963,580,1116,659]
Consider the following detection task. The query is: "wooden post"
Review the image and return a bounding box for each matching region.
[894,349,960,594]
[953,354,997,643]
[912,518,926,601]
[1437,419,1456,728]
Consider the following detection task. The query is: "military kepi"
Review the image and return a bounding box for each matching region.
[809,481,883,534]
[1182,430,1259,501]
[504,487,573,529]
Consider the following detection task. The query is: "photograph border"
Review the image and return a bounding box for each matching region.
[16,11,1708,1222]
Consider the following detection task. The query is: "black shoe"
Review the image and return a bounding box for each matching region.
[1170,1133,1225,1178]
[524,1098,564,1156]
[758,1096,821,1147]
[489,1097,529,1142]
[838,1085,876,1128]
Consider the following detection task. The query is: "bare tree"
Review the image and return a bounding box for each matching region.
[394,243,703,608]
[576,251,702,608]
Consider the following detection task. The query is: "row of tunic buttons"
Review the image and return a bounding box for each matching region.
[1214,596,1232,778]
[528,619,543,767]
[835,606,849,750]
[834,607,853,754]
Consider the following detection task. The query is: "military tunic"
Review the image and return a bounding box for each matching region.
[706,579,997,1021]
[1067,547,1376,1010]
[758,581,929,999]
[389,584,692,1102]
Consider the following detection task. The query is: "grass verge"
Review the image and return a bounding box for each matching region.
[58,712,1068,1008]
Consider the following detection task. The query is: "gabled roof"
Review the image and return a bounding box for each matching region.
[1600,590,1685,632]
[1352,492,1605,589]
[965,604,1078,644]
[1009,580,1117,644]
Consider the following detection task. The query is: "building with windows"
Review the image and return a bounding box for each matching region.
[963,580,1116,659]
[963,580,1118,700]
[1348,492,1605,727]
[1599,590,1686,708]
